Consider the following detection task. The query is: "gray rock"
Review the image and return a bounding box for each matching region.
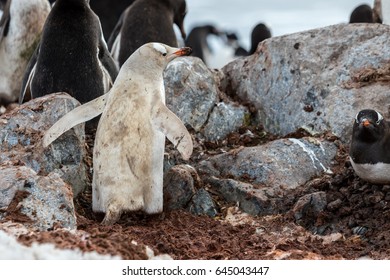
[198,137,337,216]
[163,165,197,210]
[221,24,390,143]
[205,177,276,216]
[0,166,76,231]
[203,102,249,141]
[291,192,327,233]
[164,57,250,141]
[0,93,88,196]
[188,188,217,217]
[164,57,219,132]
[198,137,337,189]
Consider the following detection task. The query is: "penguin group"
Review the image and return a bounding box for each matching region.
[0,0,189,108]
[184,22,271,68]
[1,0,390,225]
[0,0,194,224]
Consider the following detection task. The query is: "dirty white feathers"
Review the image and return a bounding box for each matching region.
[0,0,50,103]
[43,43,193,225]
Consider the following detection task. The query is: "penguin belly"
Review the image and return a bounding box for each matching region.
[92,96,164,215]
[350,157,390,184]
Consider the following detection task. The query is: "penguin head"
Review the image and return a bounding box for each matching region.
[349,4,374,23]
[353,109,386,142]
[250,23,272,54]
[127,43,191,71]
[149,42,191,63]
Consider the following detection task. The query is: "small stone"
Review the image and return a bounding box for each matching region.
[291,192,327,225]
[188,189,217,217]
[327,199,343,211]
[163,165,197,210]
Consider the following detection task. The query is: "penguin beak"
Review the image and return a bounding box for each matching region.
[361,119,371,127]
[172,47,192,57]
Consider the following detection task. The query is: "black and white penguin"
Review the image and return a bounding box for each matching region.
[0,0,50,105]
[249,23,271,55]
[108,0,187,67]
[349,109,390,184]
[185,25,248,68]
[185,24,221,63]
[349,4,375,23]
[89,0,135,40]
[19,0,118,105]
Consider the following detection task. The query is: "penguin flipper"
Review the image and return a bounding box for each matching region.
[0,0,11,42]
[42,93,109,147]
[19,43,39,104]
[152,101,193,160]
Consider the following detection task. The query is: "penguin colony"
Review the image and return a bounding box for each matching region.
[0,0,389,224]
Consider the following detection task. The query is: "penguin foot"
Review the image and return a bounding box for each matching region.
[101,208,122,225]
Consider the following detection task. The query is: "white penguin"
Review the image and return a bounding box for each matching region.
[43,42,193,225]
[0,0,50,104]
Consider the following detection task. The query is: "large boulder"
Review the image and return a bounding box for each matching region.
[221,23,390,143]
[198,137,338,215]
[0,166,76,231]
[0,93,88,196]
[199,137,337,188]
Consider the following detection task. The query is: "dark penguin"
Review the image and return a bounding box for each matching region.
[108,0,187,67]
[349,109,390,184]
[184,24,221,63]
[19,0,118,106]
[349,4,375,23]
[249,23,271,55]
[90,0,136,40]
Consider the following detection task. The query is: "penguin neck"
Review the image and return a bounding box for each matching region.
[55,0,88,9]
[356,126,385,143]
[116,63,165,90]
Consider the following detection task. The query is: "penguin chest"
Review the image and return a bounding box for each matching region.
[94,94,164,180]
[350,157,390,184]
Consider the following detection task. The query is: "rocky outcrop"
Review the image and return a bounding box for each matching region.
[0,93,88,197]
[0,166,76,231]
[198,138,338,215]
[221,23,390,143]
[165,57,249,141]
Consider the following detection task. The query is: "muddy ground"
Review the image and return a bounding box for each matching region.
[4,116,388,260]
